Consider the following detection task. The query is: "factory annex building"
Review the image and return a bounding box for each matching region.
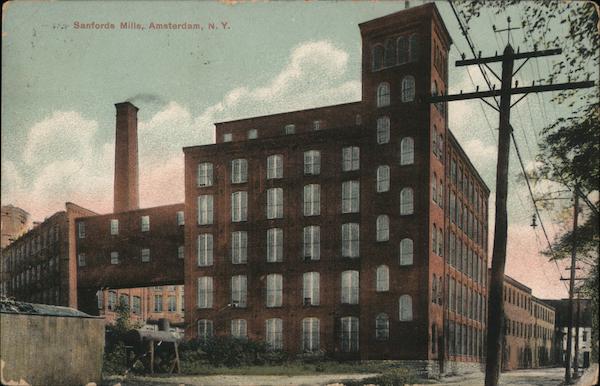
[183,4,490,366]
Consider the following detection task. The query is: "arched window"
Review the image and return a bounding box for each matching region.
[384,39,396,67]
[432,224,437,254]
[376,165,390,193]
[400,137,414,165]
[401,76,416,102]
[377,116,390,144]
[377,83,391,107]
[372,45,384,71]
[432,174,437,204]
[375,313,390,340]
[397,36,408,64]
[376,265,389,292]
[399,238,413,265]
[376,215,389,242]
[409,34,419,62]
[400,187,414,215]
[432,274,438,304]
[399,294,413,321]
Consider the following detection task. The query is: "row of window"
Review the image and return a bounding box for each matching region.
[4,224,61,270]
[197,227,415,265]
[505,319,552,341]
[448,232,487,286]
[376,79,415,108]
[449,192,486,249]
[448,321,485,358]
[7,256,60,291]
[196,274,414,319]
[79,245,185,266]
[372,34,419,71]
[98,212,185,237]
[449,158,487,218]
[449,277,486,323]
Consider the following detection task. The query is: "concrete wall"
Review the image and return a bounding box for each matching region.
[0,313,104,386]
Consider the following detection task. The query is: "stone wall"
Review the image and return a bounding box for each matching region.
[0,313,105,386]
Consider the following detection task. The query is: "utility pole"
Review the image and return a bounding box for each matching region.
[574,291,581,378]
[565,190,579,384]
[427,24,595,386]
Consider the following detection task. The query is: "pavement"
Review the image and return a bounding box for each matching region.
[103,366,599,386]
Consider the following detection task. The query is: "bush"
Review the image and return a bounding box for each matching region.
[344,368,417,386]
[103,341,128,375]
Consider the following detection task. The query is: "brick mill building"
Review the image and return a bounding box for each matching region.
[183,3,490,369]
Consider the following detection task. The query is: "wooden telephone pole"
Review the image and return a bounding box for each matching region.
[428,23,594,385]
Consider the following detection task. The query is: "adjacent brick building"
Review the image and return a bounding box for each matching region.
[183,3,490,370]
[1,205,31,249]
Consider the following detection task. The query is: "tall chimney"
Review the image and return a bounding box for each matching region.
[113,102,140,213]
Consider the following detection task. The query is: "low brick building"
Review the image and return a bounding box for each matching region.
[183,3,490,372]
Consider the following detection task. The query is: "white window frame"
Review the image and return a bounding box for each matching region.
[266,274,283,307]
[302,318,320,352]
[77,253,86,267]
[377,82,391,107]
[197,234,213,266]
[247,129,258,140]
[342,180,360,213]
[376,116,390,144]
[401,75,416,102]
[110,219,119,235]
[400,137,415,165]
[267,154,283,179]
[303,226,320,261]
[341,270,359,304]
[267,228,283,262]
[376,215,389,242]
[223,133,232,142]
[178,245,184,259]
[197,277,213,308]
[265,318,283,350]
[340,316,359,352]
[231,319,247,339]
[400,238,414,266]
[197,162,213,187]
[78,222,86,239]
[304,150,321,175]
[376,265,389,292]
[198,195,214,225]
[141,248,150,263]
[231,275,247,308]
[302,272,320,305]
[231,159,248,184]
[231,231,247,264]
[110,251,119,265]
[400,187,414,215]
[399,294,413,321]
[303,184,320,216]
[341,223,360,258]
[198,320,214,343]
[342,146,360,171]
[231,191,248,222]
[376,165,390,193]
[266,188,283,219]
[375,313,390,340]
[141,216,150,232]
[284,124,295,135]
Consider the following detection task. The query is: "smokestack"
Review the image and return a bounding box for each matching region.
[113,102,140,213]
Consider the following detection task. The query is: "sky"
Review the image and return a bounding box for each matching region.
[2,0,595,299]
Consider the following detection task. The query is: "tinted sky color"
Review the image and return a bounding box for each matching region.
[2,0,594,299]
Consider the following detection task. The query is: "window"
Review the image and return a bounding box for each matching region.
[198,320,213,343]
[197,162,213,187]
[304,150,321,175]
[231,159,248,184]
[267,188,283,219]
[231,275,247,307]
[265,318,283,350]
[376,265,389,292]
[372,44,384,71]
[376,313,390,340]
[110,219,119,235]
[303,272,320,305]
[284,124,295,135]
[377,83,390,107]
[341,223,360,258]
[432,274,438,304]
[409,34,419,61]
[231,231,247,264]
[197,234,213,266]
[342,146,360,171]
[432,224,438,253]
[132,296,141,314]
[141,216,150,232]
[178,245,184,259]
[303,184,320,216]
[141,248,150,262]
[267,155,283,179]
[400,137,414,165]
[401,76,415,102]
[437,228,444,256]
[341,270,359,304]
[303,226,320,261]
[154,295,163,312]
[197,277,213,308]
[313,120,322,130]
[198,195,214,225]
[399,295,413,321]
[438,180,444,208]
[376,215,389,242]
[77,253,86,267]
[400,188,414,215]
[432,175,437,205]
[168,295,177,312]
[376,165,390,192]
[231,319,247,339]
[96,290,103,309]
[340,316,359,352]
[266,274,283,307]
[108,291,116,310]
[302,318,320,352]
[177,211,185,225]
[397,36,408,63]
[267,228,283,262]
[247,129,257,139]
[384,38,396,67]
[377,116,390,144]
[342,181,360,213]
[110,251,119,265]
[78,222,86,239]
[223,133,232,142]
[399,238,413,265]
[231,191,248,222]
